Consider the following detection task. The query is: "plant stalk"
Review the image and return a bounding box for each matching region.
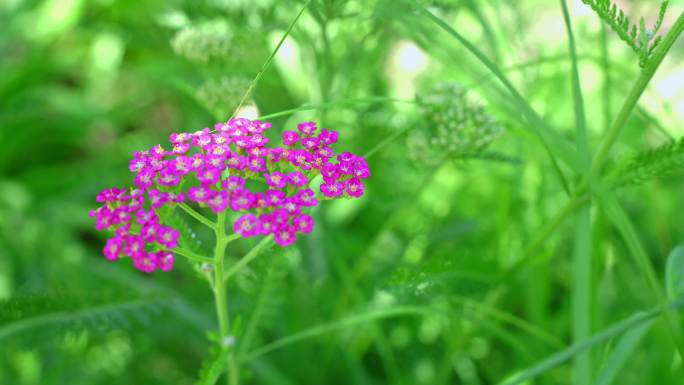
[212,212,239,385]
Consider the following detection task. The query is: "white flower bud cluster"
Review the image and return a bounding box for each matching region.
[196,76,252,113]
[408,82,503,165]
[170,20,234,63]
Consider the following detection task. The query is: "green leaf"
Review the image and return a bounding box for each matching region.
[196,344,229,385]
[595,320,653,385]
[0,292,169,343]
[666,246,684,301]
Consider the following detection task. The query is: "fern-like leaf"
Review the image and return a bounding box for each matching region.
[164,209,204,254]
[609,137,684,188]
[0,291,169,343]
[195,343,229,385]
[582,0,669,67]
[237,254,288,357]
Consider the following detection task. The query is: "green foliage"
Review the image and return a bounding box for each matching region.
[0,291,169,344]
[581,0,669,67]
[665,246,684,301]
[238,254,289,357]
[595,320,653,385]
[610,137,684,188]
[164,209,205,255]
[195,342,230,385]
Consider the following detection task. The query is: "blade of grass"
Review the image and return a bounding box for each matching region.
[240,306,429,362]
[496,300,684,385]
[228,0,313,122]
[258,96,416,120]
[595,320,653,385]
[560,1,592,384]
[598,190,684,362]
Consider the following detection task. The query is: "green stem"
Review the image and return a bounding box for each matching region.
[212,212,239,385]
[178,203,215,230]
[228,0,313,122]
[258,96,416,120]
[224,236,273,282]
[173,247,214,264]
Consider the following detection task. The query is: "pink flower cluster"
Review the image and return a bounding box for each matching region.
[90,118,370,272]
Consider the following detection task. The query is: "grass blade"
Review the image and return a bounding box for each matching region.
[595,320,653,385]
[496,301,684,385]
[598,190,684,362]
[560,1,593,384]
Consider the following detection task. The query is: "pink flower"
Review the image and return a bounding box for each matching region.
[141,222,160,242]
[265,171,287,189]
[234,214,258,237]
[190,154,205,171]
[157,226,179,249]
[246,156,266,173]
[257,214,275,235]
[267,148,284,163]
[197,167,221,185]
[280,197,301,216]
[158,168,180,186]
[153,250,174,271]
[250,134,269,147]
[135,209,158,225]
[319,128,338,145]
[134,170,155,189]
[226,153,246,170]
[133,253,156,273]
[321,181,345,198]
[104,237,123,260]
[282,131,299,146]
[230,189,255,211]
[345,178,365,198]
[353,158,371,179]
[293,214,314,234]
[288,150,311,168]
[301,136,320,150]
[222,176,245,192]
[266,190,286,206]
[297,121,317,135]
[287,171,308,187]
[188,186,215,203]
[274,226,297,247]
[271,208,290,228]
[295,189,318,207]
[207,190,230,213]
[91,117,372,267]
[124,235,146,259]
[321,163,339,182]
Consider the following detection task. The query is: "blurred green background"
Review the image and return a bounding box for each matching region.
[1,0,684,384]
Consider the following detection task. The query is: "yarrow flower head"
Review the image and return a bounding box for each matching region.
[408,82,504,165]
[90,118,370,273]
